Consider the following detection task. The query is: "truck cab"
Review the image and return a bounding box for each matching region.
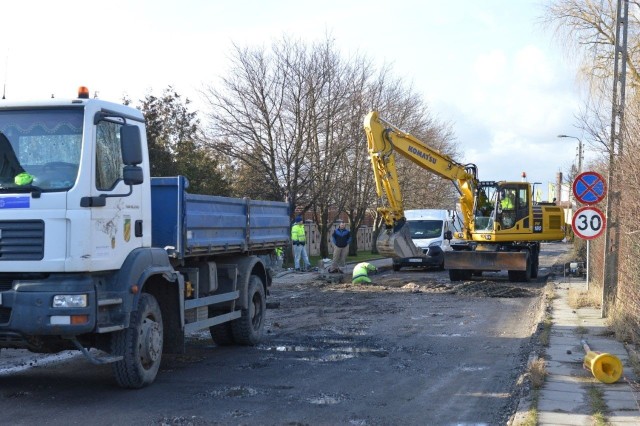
[392,209,462,271]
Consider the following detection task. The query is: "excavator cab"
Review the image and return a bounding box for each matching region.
[472,181,531,235]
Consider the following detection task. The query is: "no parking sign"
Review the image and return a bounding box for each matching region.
[573,171,606,205]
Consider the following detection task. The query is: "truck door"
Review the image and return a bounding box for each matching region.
[90,119,144,270]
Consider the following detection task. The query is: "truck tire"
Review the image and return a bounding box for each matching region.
[392,264,401,272]
[111,293,163,389]
[231,275,265,345]
[210,312,235,346]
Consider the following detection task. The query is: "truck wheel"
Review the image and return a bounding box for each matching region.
[210,312,235,346]
[393,264,401,271]
[231,275,266,345]
[111,293,163,389]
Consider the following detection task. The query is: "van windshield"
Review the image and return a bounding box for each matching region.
[409,220,443,239]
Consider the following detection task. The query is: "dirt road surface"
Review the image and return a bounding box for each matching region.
[0,242,570,425]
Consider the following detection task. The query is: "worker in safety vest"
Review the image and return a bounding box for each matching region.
[352,262,377,284]
[499,190,516,229]
[500,190,514,210]
[291,215,311,271]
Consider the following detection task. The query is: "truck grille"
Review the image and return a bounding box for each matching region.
[0,220,45,260]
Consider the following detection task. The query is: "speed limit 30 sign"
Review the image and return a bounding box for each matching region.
[572,206,606,240]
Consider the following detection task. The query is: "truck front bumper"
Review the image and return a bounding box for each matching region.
[0,274,96,336]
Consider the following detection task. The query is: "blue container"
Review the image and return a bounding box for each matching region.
[151,176,289,259]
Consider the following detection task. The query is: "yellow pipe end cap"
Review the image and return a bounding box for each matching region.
[584,351,623,384]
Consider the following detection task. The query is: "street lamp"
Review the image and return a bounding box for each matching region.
[558,134,583,173]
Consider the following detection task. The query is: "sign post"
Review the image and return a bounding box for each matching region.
[571,171,607,294]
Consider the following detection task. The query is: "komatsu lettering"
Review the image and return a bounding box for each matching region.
[408,146,437,164]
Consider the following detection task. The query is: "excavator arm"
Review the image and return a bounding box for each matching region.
[363,111,478,257]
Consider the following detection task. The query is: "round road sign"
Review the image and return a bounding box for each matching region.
[573,171,607,205]
[572,206,606,240]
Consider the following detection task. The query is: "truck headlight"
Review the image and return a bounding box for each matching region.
[52,294,87,308]
[429,240,443,247]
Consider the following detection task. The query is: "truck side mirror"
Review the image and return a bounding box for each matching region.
[444,230,453,241]
[123,165,144,185]
[121,125,143,165]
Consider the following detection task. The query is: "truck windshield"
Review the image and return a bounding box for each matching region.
[0,108,83,192]
[409,220,443,239]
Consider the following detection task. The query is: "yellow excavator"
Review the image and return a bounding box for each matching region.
[363,111,565,282]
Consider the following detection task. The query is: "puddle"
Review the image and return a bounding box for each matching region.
[298,354,356,362]
[260,345,317,352]
[201,386,259,398]
[259,341,388,361]
[459,366,489,372]
[307,393,344,405]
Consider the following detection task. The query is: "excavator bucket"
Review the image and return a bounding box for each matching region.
[376,222,425,259]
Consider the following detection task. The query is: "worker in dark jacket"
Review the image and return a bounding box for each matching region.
[330,220,351,273]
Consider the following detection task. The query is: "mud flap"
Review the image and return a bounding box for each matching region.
[445,251,528,271]
[376,223,424,258]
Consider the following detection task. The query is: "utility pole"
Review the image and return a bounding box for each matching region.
[602,0,628,317]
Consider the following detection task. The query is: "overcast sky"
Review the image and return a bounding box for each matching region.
[2,0,589,198]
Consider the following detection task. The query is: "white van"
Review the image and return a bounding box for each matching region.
[392,209,463,271]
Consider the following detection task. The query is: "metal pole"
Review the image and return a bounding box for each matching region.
[602,0,628,318]
[557,134,583,173]
[586,240,590,291]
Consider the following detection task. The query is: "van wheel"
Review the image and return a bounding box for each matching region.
[231,275,266,345]
[112,293,163,389]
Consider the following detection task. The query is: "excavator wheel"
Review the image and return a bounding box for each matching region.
[508,250,532,282]
[449,269,472,281]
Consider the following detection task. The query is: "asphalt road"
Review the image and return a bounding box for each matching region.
[0,242,571,426]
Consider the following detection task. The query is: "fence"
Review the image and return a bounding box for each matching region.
[301,222,373,256]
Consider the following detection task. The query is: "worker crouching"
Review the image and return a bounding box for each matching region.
[352,262,378,284]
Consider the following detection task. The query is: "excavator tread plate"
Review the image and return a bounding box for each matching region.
[445,251,527,271]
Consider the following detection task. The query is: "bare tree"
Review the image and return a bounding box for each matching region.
[201,39,312,205]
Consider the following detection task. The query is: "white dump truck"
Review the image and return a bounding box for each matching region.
[0,87,289,388]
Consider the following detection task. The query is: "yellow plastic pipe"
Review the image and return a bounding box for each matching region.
[582,340,623,384]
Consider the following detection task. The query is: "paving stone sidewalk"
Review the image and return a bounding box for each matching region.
[537,279,640,425]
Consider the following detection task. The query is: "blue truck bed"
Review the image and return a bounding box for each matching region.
[150,176,290,259]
